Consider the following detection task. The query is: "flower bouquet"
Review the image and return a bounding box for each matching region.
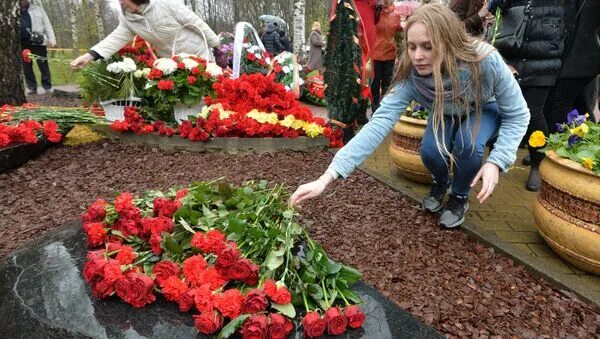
[529,110,599,173]
[404,101,429,120]
[144,54,223,124]
[270,52,304,94]
[301,70,327,107]
[81,180,366,338]
[240,43,271,76]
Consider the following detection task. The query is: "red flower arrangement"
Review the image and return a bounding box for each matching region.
[0,119,62,148]
[81,182,366,338]
[116,36,158,68]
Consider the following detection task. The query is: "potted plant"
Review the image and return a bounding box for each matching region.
[144,54,223,124]
[388,102,431,184]
[530,110,600,274]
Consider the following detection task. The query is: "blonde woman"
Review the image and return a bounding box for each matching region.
[307,22,325,71]
[290,4,529,229]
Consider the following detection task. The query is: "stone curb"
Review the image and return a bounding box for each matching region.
[353,161,600,311]
[93,124,329,154]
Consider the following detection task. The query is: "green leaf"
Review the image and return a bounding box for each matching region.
[339,265,362,284]
[164,236,183,254]
[327,261,343,274]
[301,268,317,284]
[282,210,294,219]
[264,246,285,270]
[217,314,250,339]
[555,147,570,158]
[228,217,247,234]
[178,218,195,234]
[271,303,296,318]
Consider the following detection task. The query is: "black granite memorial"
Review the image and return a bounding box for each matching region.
[0,137,50,173]
[0,222,441,339]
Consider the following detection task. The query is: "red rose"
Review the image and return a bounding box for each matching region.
[114,272,156,308]
[191,67,200,75]
[102,260,123,284]
[215,288,244,319]
[227,258,253,281]
[161,276,189,302]
[268,313,294,339]
[177,61,186,69]
[243,289,268,314]
[325,307,347,335]
[91,279,114,299]
[216,244,240,268]
[241,314,268,339]
[149,232,163,255]
[187,75,197,85]
[82,199,108,224]
[179,288,197,312]
[303,311,326,338]
[153,261,181,287]
[344,305,365,329]
[82,255,107,283]
[175,188,188,200]
[193,310,223,335]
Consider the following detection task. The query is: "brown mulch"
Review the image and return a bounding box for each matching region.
[0,141,598,338]
[26,92,82,107]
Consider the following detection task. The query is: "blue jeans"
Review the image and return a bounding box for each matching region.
[420,103,500,196]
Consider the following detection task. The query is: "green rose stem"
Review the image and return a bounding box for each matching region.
[302,289,311,313]
[491,8,502,45]
[337,287,351,306]
[321,278,330,309]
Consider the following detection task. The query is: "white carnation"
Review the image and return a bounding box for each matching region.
[153,58,178,75]
[106,57,137,74]
[205,62,223,77]
[142,68,151,76]
[133,70,144,78]
[282,66,290,74]
[182,58,199,70]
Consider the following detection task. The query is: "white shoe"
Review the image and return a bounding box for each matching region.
[43,88,53,94]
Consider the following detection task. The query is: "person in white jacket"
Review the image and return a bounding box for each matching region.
[20,0,56,94]
[70,0,220,68]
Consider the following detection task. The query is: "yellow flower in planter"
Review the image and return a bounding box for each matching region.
[528,130,546,148]
[570,124,589,138]
[581,158,595,170]
[303,122,325,138]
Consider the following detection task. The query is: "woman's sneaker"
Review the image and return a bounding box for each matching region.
[439,193,469,228]
[422,180,449,212]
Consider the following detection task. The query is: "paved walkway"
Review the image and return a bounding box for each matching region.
[360,135,600,308]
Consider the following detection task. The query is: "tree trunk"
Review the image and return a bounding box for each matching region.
[94,0,105,39]
[0,0,26,105]
[293,0,306,58]
[70,0,79,58]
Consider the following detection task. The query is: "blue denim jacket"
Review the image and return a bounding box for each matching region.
[328,49,530,178]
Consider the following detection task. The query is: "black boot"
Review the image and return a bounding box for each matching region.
[526,166,541,191]
[522,154,531,166]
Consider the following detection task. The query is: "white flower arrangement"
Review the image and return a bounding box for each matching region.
[181,58,199,70]
[106,57,137,73]
[205,62,223,77]
[153,58,178,75]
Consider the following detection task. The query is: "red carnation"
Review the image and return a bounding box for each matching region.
[161,276,189,302]
[114,192,135,212]
[243,289,268,314]
[116,245,137,265]
[153,261,181,287]
[303,311,326,338]
[241,314,268,339]
[22,49,32,63]
[246,53,257,61]
[153,198,181,217]
[194,283,216,312]
[215,288,244,319]
[183,255,208,286]
[82,198,108,224]
[114,272,156,308]
[344,305,366,329]
[198,267,227,290]
[193,310,223,335]
[191,67,200,75]
[325,306,347,335]
[268,313,294,339]
[85,222,108,248]
[157,79,175,90]
[110,120,130,132]
[187,75,197,85]
[177,61,186,69]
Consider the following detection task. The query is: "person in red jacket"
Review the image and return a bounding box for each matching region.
[371,0,403,113]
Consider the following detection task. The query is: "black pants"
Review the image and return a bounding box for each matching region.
[544,77,596,132]
[21,42,52,91]
[521,86,551,166]
[371,59,395,112]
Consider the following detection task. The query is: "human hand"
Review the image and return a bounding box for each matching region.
[470,162,500,203]
[70,53,94,69]
[289,173,334,207]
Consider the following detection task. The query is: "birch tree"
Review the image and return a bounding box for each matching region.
[0,0,25,105]
[293,0,305,58]
[69,0,79,58]
[94,0,105,39]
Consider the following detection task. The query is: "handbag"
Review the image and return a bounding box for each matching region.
[488,1,532,54]
[29,30,44,45]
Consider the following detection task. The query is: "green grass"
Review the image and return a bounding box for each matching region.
[29,49,81,87]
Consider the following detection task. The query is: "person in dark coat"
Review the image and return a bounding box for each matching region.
[492,0,565,191]
[277,28,293,52]
[307,21,325,71]
[261,23,284,56]
[545,0,600,127]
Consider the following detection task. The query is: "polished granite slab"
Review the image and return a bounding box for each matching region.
[0,222,441,339]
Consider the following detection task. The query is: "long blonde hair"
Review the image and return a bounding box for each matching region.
[391,4,490,162]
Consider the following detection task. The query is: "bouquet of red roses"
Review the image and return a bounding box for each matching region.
[81,181,366,338]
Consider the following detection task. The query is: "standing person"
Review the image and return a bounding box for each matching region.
[277,27,293,53]
[545,0,600,129]
[70,0,219,68]
[20,0,56,95]
[289,4,529,229]
[371,0,403,113]
[449,0,490,36]
[261,23,284,56]
[491,0,565,191]
[307,22,325,72]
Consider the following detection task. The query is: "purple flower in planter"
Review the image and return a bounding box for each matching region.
[555,123,566,133]
[568,134,581,146]
[566,109,586,126]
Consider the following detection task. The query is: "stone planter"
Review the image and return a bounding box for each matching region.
[0,137,50,173]
[388,115,431,184]
[533,151,600,275]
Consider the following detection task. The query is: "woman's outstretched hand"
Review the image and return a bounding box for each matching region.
[470,162,500,204]
[70,53,94,69]
[289,173,335,207]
